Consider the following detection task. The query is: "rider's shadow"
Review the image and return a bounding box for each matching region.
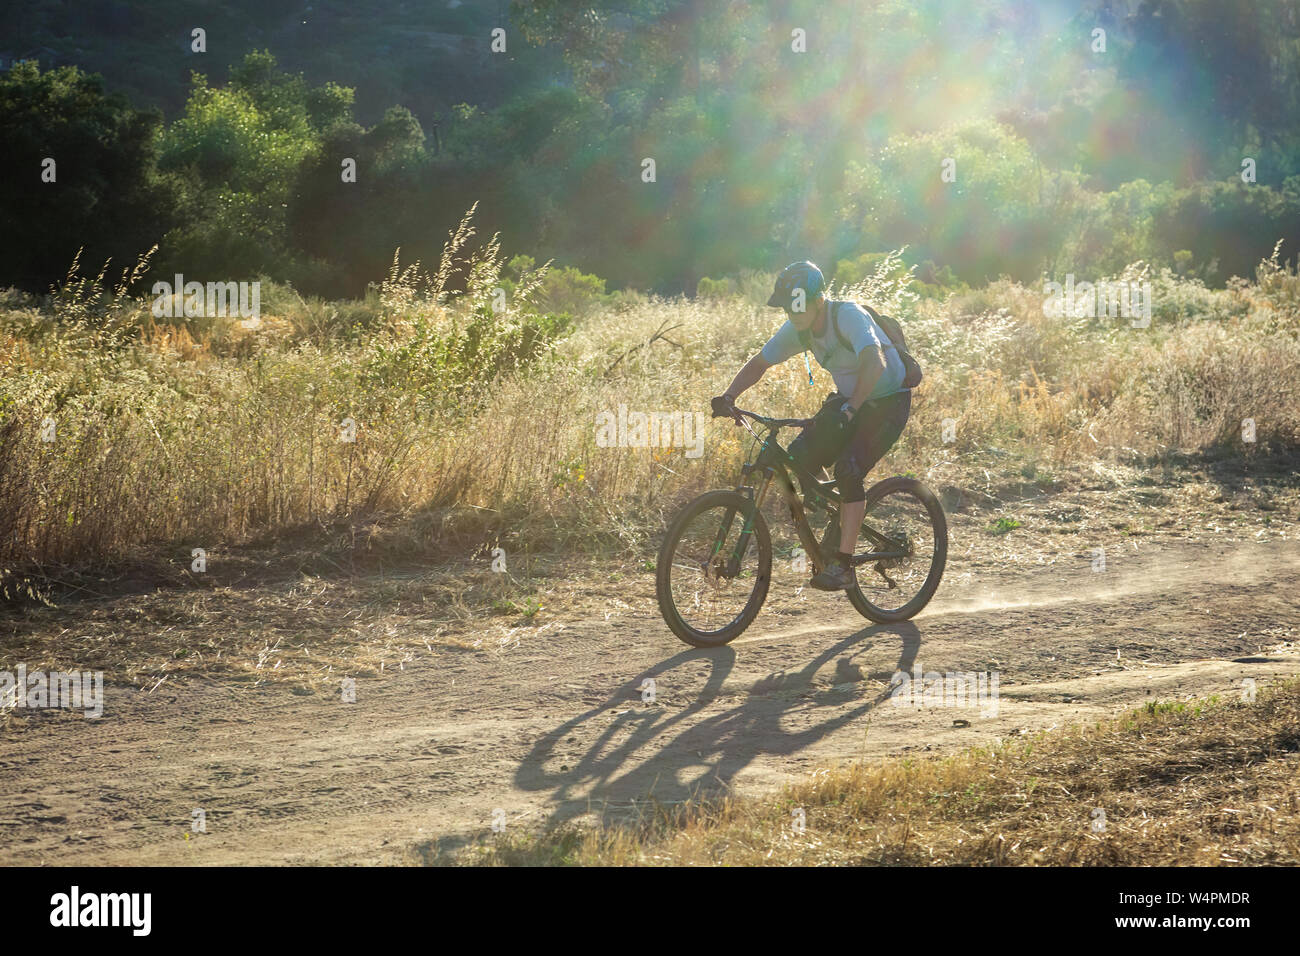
[512,621,921,829]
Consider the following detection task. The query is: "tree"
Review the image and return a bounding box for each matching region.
[0,62,180,292]
[157,51,357,282]
[1121,0,1300,183]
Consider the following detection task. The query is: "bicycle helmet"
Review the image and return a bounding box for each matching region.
[767,260,825,311]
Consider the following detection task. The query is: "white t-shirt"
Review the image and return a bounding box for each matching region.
[760,301,906,401]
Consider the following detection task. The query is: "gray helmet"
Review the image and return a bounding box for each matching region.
[767,260,825,311]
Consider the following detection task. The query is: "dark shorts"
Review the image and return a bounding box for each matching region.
[834,390,911,502]
[788,390,911,503]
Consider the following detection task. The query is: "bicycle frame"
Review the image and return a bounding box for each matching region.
[712,411,909,577]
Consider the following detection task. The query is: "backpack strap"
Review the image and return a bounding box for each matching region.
[796,301,858,385]
[799,302,855,352]
[829,302,855,353]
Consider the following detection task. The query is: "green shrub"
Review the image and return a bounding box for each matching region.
[834,252,903,287]
[365,307,573,409]
[696,276,737,299]
[505,256,607,318]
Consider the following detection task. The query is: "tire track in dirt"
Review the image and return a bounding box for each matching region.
[1,539,1296,864]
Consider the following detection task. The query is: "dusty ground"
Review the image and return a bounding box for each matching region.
[2,473,1297,864]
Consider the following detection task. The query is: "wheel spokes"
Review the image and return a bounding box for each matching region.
[667,504,760,634]
[853,492,938,613]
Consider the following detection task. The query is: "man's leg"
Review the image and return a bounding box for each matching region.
[836,391,911,552]
[810,391,911,590]
[838,500,868,554]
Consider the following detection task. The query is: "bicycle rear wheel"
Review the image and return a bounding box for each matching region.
[656,490,771,647]
[844,476,947,623]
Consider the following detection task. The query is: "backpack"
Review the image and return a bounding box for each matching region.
[796,301,923,389]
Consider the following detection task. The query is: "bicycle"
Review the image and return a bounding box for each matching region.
[656,404,948,647]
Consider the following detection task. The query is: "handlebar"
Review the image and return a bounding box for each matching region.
[732,408,812,429]
[722,387,915,431]
[716,408,812,446]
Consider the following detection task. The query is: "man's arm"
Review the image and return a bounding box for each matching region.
[723,352,772,401]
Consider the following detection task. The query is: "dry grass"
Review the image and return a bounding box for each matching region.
[2,229,1298,626]
[457,678,1300,866]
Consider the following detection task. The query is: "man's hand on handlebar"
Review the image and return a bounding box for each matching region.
[711,393,742,422]
[829,400,855,432]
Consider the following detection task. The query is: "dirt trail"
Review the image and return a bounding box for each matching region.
[2,538,1297,865]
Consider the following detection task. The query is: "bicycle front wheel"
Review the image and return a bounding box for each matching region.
[656,490,772,647]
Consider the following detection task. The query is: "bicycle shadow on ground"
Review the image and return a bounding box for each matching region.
[511,620,921,832]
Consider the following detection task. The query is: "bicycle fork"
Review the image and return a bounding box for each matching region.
[708,471,768,577]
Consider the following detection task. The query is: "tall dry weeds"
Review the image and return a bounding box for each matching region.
[2,236,1297,574]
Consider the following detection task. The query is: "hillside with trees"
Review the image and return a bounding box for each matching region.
[1,0,1298,298]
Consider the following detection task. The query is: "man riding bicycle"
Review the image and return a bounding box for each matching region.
[711,260,911,591]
